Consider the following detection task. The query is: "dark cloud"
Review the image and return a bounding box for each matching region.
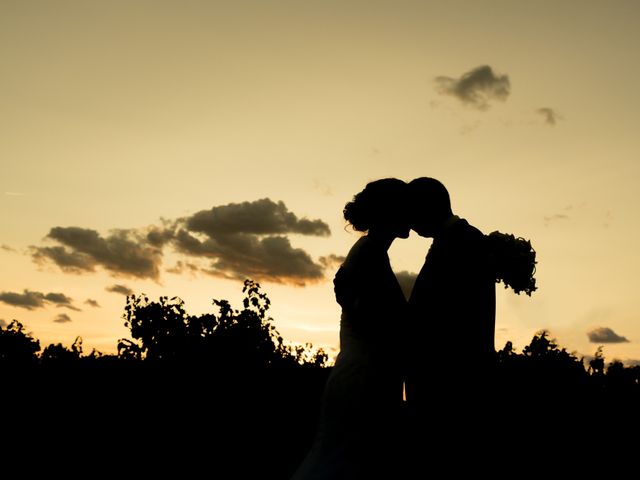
[184,198,330,237]
[536,108,561,126]
[84,299,101,308]
[0,290,46,309]
[31,245,96,273]
[30,199,335,286]
[166,261,200,275]
[395,271,418,300]
[166,233,211,257]
[587,327,629,344]
[31,227,163,280]
[44,292,72,303]
[1,244,16,253]
[172,199,333,285]
[106,284,134,296]
[53,313,72,324]
[187,234,326,286]
[44,292,81,311]
[0,289,80,311]
[145,225,176,247]
[435,65,510,110]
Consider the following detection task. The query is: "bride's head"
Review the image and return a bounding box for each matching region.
[343,178,410,239]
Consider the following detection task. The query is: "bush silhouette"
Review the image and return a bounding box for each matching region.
[1,282,638,395]
[1,281,638,476]
[40,336,84,366]
[0,320,40,366]
[119,279,327,369]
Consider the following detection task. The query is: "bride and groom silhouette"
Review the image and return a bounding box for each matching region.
[292,177,496,479]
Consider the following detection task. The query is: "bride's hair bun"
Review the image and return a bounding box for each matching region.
[343,178,407,232]
[343,198,370,232]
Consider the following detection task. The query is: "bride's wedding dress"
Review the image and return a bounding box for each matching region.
[291,235,406,480]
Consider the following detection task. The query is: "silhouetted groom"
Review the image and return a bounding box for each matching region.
[404,177,495,417]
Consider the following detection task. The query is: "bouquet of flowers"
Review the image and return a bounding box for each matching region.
[486,231,537,296]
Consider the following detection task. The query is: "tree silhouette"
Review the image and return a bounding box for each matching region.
[2,282,639,477]
[589,346,605,376]
[497,330,589,396]
[0,320,40,367]
[40,336,84,366]
[119,279,328,369]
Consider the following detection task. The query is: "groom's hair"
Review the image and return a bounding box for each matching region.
[408,177,452,216]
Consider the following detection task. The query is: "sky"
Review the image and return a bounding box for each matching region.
[2,0,640,364]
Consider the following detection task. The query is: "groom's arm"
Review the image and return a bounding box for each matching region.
[455,233,496,359]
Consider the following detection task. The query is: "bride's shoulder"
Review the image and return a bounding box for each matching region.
[341,237,387,275]
[343,236,375,262]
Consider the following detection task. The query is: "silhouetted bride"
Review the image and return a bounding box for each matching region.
[291,178,409,480]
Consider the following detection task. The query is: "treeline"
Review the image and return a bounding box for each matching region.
[1,280,638,476]
[1,280,328,369]
[2,281,332,477]
[1,279,638,389]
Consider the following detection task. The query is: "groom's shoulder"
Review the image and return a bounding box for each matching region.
[454,218,485,241]
[450,219,489,255]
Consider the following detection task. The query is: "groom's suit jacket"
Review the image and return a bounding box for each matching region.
[406,217,495,398]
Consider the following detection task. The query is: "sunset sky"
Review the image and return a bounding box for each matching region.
[2,0,639,364]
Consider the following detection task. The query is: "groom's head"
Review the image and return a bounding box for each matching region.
[408,177,453,238]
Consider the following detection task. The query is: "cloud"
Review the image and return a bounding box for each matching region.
[172,199,333,285]
[53,313,72,324]
[319,254,346,269]
[544,213,570,226]
[0,290,47,309]
[4,192,29,196]
[44,292,81,311]
[145,223,176,247]
[395,271,418,300]
[536,108,562,126]
[106,284,134,296]
[1,244,16,253]
[545,204,613,228]
[587,327,629,344]
[189,234,326,286]
[166,260,200,275]
[84,299,101,308]
[30,198,336,286]
[0,319,7,328]
[31,227,163,280]
[184,198,330,237]
[31,246,96,273]
[435,65,510,110]
[0,289,78,311]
